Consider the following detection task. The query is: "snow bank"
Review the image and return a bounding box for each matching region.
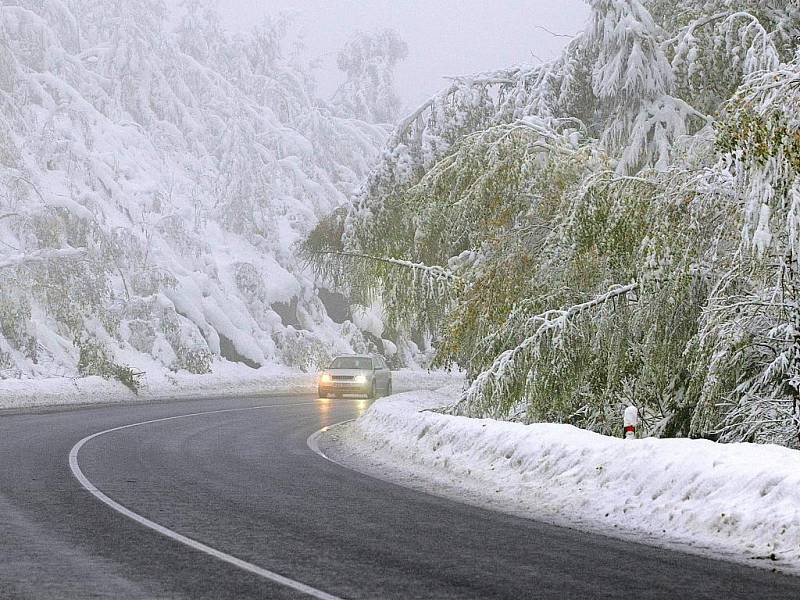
[327,388,800,573]
[0,369,456,412]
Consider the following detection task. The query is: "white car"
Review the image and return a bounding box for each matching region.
[318,354,392,399]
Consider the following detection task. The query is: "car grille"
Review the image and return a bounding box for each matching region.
[332,375,355,381]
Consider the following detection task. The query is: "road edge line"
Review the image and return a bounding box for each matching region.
[306,420,355,468]
[68,403,345,600]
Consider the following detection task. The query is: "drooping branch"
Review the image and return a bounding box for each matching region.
[309,250,460,283]
[393,69,523,142]
[456,283,639,418]
[304,249,463,334]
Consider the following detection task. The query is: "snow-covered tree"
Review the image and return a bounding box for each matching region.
[304,0,800,444]
[688,59,800,446]
[586,0,706,173]
[332,29,408,124]
[0,1,390,384]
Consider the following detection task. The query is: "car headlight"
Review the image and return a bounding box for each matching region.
[320,373,332,383]
[354,375,367,384]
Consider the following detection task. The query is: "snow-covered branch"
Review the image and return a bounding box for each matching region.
[0,247,87,270]
[309,250,460,283]
[457,283,639,418]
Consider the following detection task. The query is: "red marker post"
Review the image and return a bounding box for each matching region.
[623,406,638,440]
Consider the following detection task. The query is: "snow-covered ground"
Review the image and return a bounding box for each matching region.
[318,386,800,575]
[0,368,457,412]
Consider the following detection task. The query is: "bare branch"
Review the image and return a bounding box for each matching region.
[533,24,577,39]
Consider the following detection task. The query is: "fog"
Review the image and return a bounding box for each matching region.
[167,0,589,110]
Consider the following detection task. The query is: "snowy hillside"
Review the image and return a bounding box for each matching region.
[0,1,393,386]
[305,1,800,446]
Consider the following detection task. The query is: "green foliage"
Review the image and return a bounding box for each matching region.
[158,309,212,374]
[77,338,143,393]
[273,329,332,373]
[174,348,213,375]
[0,272,37,360]
[685,63,800,446]
[716,97,800,178]
[651,1,796,116]
[304,1,800,446]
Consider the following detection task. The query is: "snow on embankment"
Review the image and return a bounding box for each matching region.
[0,369,455,411]
[328,388,800,573]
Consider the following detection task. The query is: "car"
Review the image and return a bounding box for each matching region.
[318,354,392,399]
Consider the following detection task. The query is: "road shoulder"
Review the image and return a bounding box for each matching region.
[316,385,800,577]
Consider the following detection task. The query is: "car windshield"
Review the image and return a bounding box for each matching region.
[330,357,372,370]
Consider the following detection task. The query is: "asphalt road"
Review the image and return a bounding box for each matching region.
[1,393,799,599]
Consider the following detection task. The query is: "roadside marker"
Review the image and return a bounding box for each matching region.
[623,406,638,439]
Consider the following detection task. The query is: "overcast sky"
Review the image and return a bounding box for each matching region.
[171,1,590,111]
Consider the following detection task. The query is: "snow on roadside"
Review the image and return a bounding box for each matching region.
[322,386,800,574]
[0,367,456,411]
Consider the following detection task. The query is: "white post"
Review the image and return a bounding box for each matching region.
[623,406,638,439]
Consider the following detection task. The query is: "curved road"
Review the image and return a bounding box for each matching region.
[1,392,799,599]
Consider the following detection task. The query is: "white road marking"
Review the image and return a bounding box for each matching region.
[68,402,347,600]
[306,421,354,468]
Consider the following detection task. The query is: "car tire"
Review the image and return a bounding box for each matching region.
[386,380,392,396]
[368,382,377,400]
